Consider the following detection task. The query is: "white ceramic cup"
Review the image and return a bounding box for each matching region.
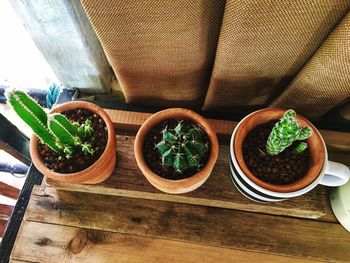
[229,113,350,203]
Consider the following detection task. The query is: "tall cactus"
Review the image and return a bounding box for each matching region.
[266,109,312,155]
[7,90,96,159]
[156,121,209,173]
[7,90,61,152]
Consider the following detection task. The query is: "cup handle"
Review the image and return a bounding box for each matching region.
[319,161,350,187]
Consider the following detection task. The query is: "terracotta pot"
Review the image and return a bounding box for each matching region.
[134,108,219,194]
[30,101,116,184]
[230,108,349,202]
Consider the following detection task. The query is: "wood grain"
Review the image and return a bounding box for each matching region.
[23,186,350,262]
[105,109,350,150]
[0,181,20,200]
[11,221,327,263]
[0,204,14,219]
[47,135,337,222]
[0,166,43,262]
[105,109,237,141]
[10,260,35,263]
[0,219,8,237]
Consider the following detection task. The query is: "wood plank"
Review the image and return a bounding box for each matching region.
[0,166,43,262]
[11,222,322,263]
[105,109,350,150]
[0,114,30,166]
[11,221,324,263]
[105,109,236,138]
[0,204,14,219]
[0,181,20,200]
[10,260,36,263]
[0,219,8,237]
[47,135,337,222]
[23,186,350,262]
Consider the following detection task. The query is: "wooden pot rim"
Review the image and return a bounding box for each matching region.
[233,108,325,193]
[134,108,219,191]
[30,101,116,182]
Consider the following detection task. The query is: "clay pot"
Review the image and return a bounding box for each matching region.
[230,108,326,202]
[30,101,116,184]
[134,108,219,194]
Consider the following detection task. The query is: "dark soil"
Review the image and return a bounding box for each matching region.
[38,109,108,173]
[143,119,210,180]
[243,121,310,185]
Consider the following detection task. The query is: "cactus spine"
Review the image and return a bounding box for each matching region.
[156,121,209,173]
[266,109,312,155]
[7,90,96,159]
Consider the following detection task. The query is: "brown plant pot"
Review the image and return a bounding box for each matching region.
[30,101,116,184]
[233,108,325,193]
[134,108,219,194]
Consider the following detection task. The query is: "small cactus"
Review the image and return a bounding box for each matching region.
[266,109,312,155]
[155,121,209,173]
[7,90,97,159]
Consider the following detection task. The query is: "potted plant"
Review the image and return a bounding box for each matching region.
[6,90,116,184]
[134,108,219,194]
[230,108,350,202]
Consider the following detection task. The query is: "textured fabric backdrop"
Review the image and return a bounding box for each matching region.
[81,0,350,118]
[270,11,350,118]
[203,0,349,111]
[81,0,226,107]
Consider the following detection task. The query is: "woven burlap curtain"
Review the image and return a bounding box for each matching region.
[81,0,225,107]
[81,0,350,118]
[203,0,349,113]
[271,11,350,118]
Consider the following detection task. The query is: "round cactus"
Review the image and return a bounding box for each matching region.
[266,109,312,155]
[155,121,209,174]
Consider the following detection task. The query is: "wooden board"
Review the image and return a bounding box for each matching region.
[105,109,350,150]
[0,181,20,200]
[12,221,322,263]
[21,186,350,262]
[11,109,350,262]
[47,134,337,222]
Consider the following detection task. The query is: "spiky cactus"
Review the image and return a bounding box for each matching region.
[155,121,209,173]
[266,109,312,155]
[7,90,96,159]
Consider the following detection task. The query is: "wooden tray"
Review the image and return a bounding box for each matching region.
[10,109,350,262]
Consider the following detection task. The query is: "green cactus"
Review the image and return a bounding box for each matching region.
[266,109,312,155]
[7,90,97,159]
[155,121,209,173]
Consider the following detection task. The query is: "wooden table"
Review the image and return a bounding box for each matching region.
[9,109,350,262]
